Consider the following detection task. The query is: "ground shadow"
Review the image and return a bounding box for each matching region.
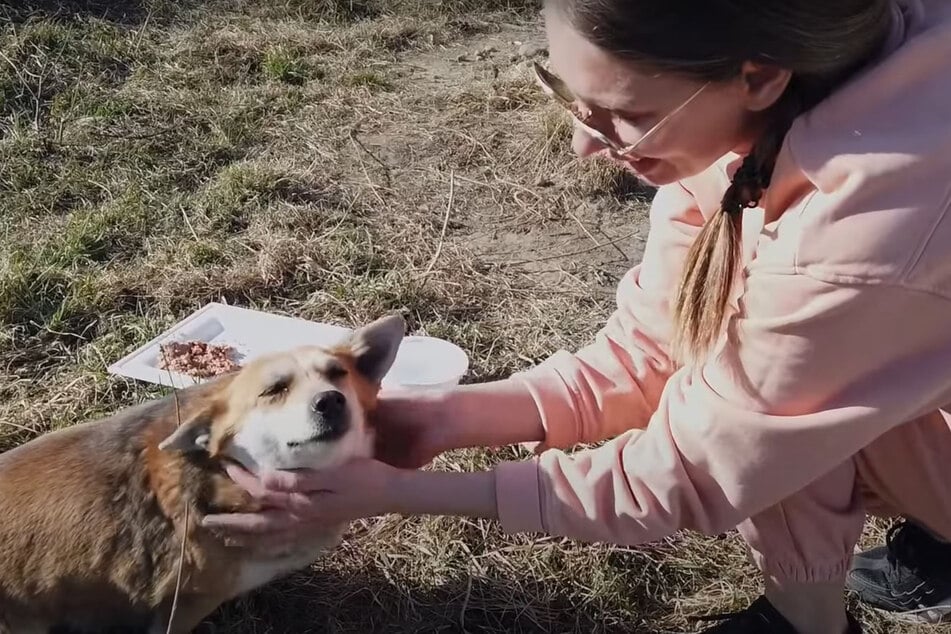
[198,563,685,634]
[0,0,150,24]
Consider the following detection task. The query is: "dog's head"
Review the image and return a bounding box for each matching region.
[158,314,405,471]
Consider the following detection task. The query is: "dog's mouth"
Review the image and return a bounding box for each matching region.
[286,406,351,448]
[286,425,347,448]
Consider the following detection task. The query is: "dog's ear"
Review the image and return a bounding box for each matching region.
[159,405,217,454]
[346,314,406,383]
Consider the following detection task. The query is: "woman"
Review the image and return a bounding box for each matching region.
[204,0,951,631]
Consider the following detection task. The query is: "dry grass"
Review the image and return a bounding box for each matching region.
[0,1,939,632]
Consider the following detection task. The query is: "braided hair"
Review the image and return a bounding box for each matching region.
[674,86,807,361]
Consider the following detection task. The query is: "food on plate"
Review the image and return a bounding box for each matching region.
[158,340,241,378]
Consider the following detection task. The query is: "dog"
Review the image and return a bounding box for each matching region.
[0,313,406,633]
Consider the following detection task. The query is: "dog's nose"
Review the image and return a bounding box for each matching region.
[313,390,346,418]
[311,390,348,441]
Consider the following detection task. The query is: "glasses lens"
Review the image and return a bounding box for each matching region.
[532,62,574,104]
[532,63,622,150]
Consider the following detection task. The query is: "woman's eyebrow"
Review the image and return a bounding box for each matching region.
[576,88,654,118]
[552,68,654,118]
[614,106,656,121]
[582,97,654,120]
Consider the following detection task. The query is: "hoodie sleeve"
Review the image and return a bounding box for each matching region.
[494,269,951,542]
[512,182,705,451]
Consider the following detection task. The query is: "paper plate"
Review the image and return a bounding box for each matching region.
[107,302,469,390]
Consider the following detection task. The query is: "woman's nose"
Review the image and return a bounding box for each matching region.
[571,125,608,158]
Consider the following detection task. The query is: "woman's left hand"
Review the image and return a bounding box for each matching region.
[203,455,499,552]
[202,458,401,540]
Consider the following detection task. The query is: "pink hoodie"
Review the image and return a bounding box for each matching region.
[493,0,951,551]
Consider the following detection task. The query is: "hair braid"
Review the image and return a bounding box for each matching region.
[672,89,804,363]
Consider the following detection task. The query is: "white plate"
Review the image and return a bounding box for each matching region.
[107,302,469,390]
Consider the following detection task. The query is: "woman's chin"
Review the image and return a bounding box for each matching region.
[618,158,677,187]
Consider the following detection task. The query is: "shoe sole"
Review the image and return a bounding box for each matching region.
[872,601,951,625]
[848,576,951,625]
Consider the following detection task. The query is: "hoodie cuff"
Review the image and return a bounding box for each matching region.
[494,458,546,535]
[513,352,581,452]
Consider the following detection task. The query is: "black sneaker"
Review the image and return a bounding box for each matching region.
[695,595,863,633]
[847,520,951,623]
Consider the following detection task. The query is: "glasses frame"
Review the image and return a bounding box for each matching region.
[532,61,709,158]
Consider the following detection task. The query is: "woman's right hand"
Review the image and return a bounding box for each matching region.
[370,381,547,469]
[371,390,454,469]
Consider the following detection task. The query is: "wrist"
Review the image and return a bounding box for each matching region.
[380,386,474,453]
[388,467,497,520]
[414,388,457,454]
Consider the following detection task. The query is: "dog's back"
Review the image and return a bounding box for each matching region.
[0,383,227,632]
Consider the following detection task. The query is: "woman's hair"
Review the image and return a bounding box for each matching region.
[546,0,893,363]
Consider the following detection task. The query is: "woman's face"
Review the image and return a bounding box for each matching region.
[544,8,780,186]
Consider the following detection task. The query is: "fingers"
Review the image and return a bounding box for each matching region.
[202,509,298,534]
[260,469,313,492]
[205,515,303,554]
[224,464,320,511]
[226,459,375,495]
[257,463,357,493]
[225,463,267,495]
[223,462,320,494]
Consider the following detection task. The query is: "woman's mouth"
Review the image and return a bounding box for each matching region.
[624,156,659,173]
[594,149,671,185]
[611,155,664,184]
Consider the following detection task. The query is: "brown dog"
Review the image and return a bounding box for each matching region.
[0,314,406,633]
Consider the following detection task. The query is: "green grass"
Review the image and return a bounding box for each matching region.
[262,47,313,84]
[0,1,916,632]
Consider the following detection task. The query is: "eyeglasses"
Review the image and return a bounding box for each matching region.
[531,61,709,158]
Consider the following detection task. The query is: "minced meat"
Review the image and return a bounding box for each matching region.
[158,341,241,379]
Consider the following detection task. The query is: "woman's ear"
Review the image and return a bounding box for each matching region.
[738,61,793,112]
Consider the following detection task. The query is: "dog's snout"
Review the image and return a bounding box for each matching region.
[287,390,351,448]
[278,390,353,447]
[313,390,346,417]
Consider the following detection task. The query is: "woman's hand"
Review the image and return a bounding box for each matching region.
[201,381,544,548]
[202,459,500,550]
[203,460,400,537]
[371,390,452,469]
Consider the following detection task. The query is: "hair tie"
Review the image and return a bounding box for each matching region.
[723,160,765,215]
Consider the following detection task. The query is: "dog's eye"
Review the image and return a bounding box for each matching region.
[260,379,290,398]
[324,363,348,380]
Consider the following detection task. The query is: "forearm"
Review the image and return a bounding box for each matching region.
[388,379,545,451]
[391,468,498,520]
[442,380,545,449]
